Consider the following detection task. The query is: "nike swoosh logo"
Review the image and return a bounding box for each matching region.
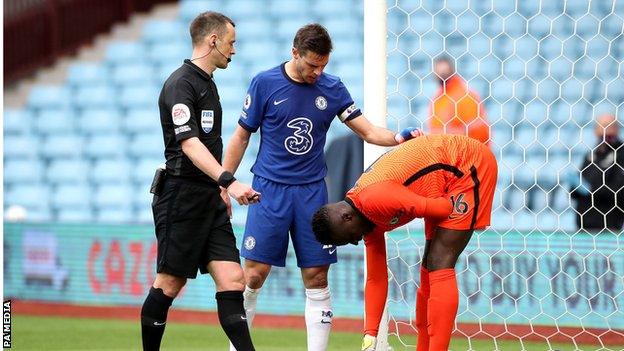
[200,90,208,98]
[273,98,288,105]
[328,249,337,255]
[320,320,332,324]
[153,321,166,326]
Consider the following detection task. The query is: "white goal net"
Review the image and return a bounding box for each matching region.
[376,0,624,350]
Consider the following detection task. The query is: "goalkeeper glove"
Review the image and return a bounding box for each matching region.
[361,334,376,351]
[394,127,424,144]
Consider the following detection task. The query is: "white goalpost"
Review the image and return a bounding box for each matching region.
[363,0,624,350]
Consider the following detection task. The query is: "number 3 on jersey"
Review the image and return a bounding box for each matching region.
[285,117,314,155]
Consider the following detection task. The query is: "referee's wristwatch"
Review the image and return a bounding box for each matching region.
[218,171,236,188]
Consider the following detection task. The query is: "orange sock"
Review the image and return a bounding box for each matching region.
[415,267,430,351]
[427,269,458,351]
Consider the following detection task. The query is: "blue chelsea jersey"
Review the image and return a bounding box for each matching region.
[238,63,362,185]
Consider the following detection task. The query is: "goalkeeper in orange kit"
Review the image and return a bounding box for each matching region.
[312,134,497,351]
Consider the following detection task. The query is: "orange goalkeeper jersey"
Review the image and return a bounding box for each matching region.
[345,134,497,337]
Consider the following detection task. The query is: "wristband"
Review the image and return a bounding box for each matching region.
[217,171,236,188]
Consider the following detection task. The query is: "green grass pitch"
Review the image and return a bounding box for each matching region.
[11,315,622,350]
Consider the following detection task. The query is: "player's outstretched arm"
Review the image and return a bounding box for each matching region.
[346,115,423,146]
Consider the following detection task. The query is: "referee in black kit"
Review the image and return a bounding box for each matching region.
[140,12,259,351]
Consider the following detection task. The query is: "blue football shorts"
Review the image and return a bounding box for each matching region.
[240,175,337,268]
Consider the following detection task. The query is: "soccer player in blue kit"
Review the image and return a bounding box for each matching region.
[223,24,421,350]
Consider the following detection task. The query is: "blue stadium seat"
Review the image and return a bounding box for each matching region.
[585,37,610,61]
[574,14,599,40]
[559,209,577,233]
[34,109,77,136]
[105,41,145,65]
[330,39,363,63]
[560,78,584,103]
[478,55,502,81]
[118,84,159,110]
[324,17,362,39]
[40,135,83,159]
[128,133,164,158]
[388,9,408,35]
[93,184,133,209]
[78,108,122,135]
[47,159,90,185]
[387,94,410,119]
[536,78,559,104]
[4,135,39,160]
[513,210,537,232]
[28,86,71,110]
[233,18,272,40]
[133,181,153,210]
[111,64,155,87]
[490,207,512,231]
[4,109,33,135]
[536,211,559,231]
[4,159,45,184]
[124,108,161,134]
[269,0,310,18]
[84,135,127,159]
[523,102,549,125]
[548,58,573,82]
[74,85,117,109]
[490,77,514,103]
[147,42,189,66]
[66,62,109,87]
[134,158,164,183]
[91,158,131,184]
[238,41,281,64]
[224,0,267,19]
[312,0,354,17]
[5,184,50,210]
[51,184,91,209]
[551,185,572,212]
[276,19,310,41]
[142,20,186,44]
[179,0,223,24]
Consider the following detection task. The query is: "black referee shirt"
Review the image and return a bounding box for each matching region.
[158,59,224,181]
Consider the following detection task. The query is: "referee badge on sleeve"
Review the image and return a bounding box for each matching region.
[201,110,214,133]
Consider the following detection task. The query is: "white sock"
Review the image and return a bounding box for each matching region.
[229,286,261,351]
[305,287,332,351]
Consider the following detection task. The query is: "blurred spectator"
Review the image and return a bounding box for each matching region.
[571,114,624,232]
[325,133,363,202]
[428,55,490,144]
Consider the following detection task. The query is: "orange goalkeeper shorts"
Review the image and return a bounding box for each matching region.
[425,144,498,239]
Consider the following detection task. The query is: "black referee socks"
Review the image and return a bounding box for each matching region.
[216,290,255,351]
[141,287,174,351]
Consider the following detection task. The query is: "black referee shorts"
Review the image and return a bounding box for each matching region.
[152,177,240,279]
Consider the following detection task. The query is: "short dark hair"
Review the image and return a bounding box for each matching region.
[190,11,235,47]
[312,206,333,245]
[293,23,333,56]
